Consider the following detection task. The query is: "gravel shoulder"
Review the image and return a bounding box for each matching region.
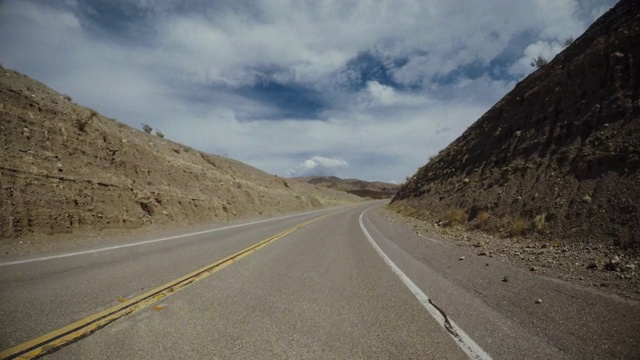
[382,206,640,301]
[368,205,640,359]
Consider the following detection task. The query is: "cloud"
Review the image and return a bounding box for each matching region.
[288,156,348,177]
[366,81,397,106]
[0,0,618,182]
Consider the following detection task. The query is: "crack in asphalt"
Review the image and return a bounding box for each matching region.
[359,207,493,360]
[428,298,460,338]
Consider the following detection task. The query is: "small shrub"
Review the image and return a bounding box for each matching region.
[533,214,546,232]
[75,118,88,132]
[155,130,164,138]
[530,56,548,69]
[62,94,72,102]
[476,210,490,224]
[142,123,153,133]
[75,108,97,133]
[469,210,491,229]
[510,219,527,237]
[563,37,575,47]
[441,209,467,227]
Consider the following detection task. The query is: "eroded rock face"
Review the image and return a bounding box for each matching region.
[393,0,640,248]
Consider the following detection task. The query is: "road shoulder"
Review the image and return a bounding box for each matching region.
[362,205,640,359]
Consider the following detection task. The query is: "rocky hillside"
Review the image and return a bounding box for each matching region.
[293,176,399,199]
[392,0,639,249]
[0,68,360,245]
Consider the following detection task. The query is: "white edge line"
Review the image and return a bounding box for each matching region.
[0,207,338,267]
[359,208,493,360]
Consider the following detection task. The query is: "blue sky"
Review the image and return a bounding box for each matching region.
[0,0,616,182]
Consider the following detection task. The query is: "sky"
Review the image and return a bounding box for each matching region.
[0,0,617,182]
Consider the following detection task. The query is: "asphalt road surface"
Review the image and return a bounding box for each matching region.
[1,202,639,359]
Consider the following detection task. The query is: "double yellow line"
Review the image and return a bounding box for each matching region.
[1,215,327,359]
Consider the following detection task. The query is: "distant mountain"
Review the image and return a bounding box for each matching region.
[391,0,640,249]
[293,176,400,199]
[0,68,360,244]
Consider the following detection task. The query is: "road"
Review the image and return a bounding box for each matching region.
[1,202,639,359]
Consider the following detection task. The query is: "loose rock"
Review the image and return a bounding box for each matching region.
[604,256,621,272]
[623,264,636,272]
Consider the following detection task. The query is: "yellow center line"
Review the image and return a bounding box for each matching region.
[1,214,330,360]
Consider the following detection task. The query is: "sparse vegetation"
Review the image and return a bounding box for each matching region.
[533,214,546,233]
[468,210,491,230]
[510,219,527,237]
[75,108,97,133]
[441,208,467,227]
[530,55,548,69]
[390,204,428,221]
[142,123,153,133]
[75,118,88,133]
[563,37,575,47]
[62,94,72,102]
[155,130,164,138]
[475,210,490,225]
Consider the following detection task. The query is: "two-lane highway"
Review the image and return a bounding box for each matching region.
[1,203,471,359]
[2,202,639,359]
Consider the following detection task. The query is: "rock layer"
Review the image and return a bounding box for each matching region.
[392,0,640,248]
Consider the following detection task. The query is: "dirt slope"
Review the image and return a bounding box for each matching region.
[392,0,639,250]
[293,176,400,199]
[0,68,360,247]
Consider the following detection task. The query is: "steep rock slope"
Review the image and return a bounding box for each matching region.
[392,0,639,248]
[0,68,360,244]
